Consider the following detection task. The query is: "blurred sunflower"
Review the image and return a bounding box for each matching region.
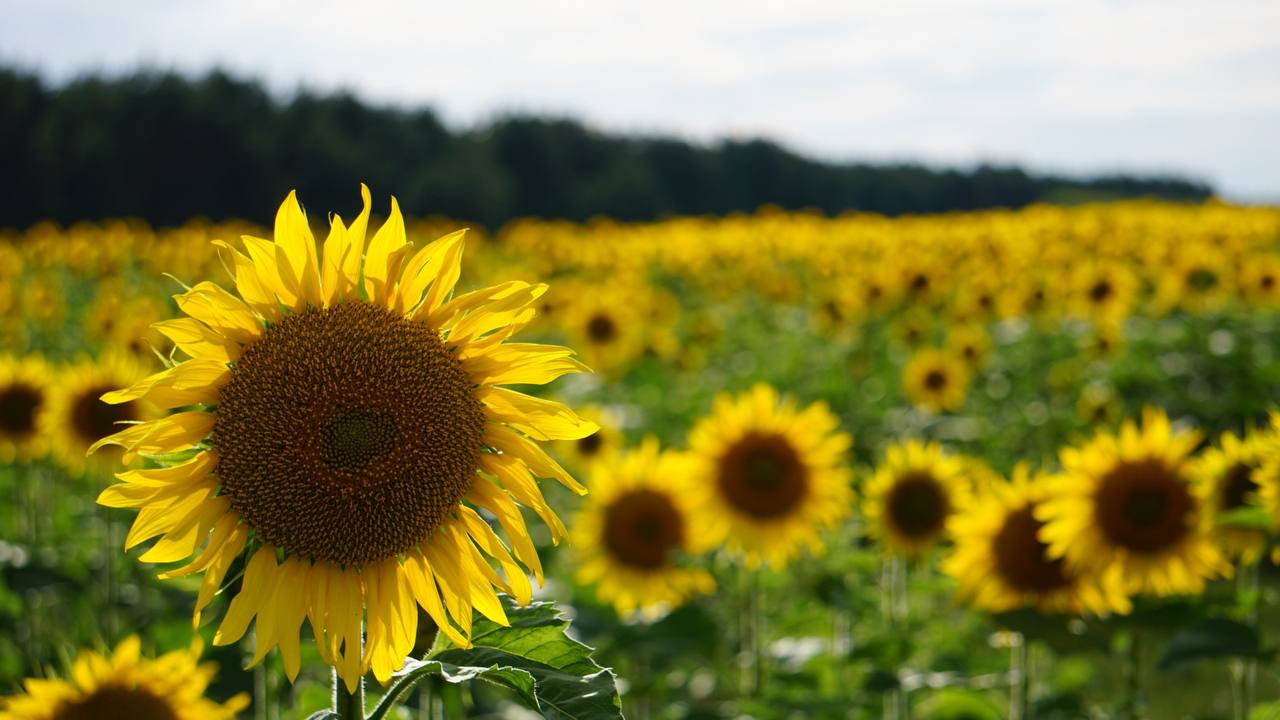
[1192,429,1269,565]
[560,286,648,376]
[1069,261,1137,321]
[864,440,965,558]
[19,275,66,331]
[1239,253,1280,308]
[902,347,970,413]
[1080,318,1126,360]
[0,354,53,463]
[944,324,992,370]
[1252,414,1280,534]
[687,384,852,568]
[554,405,624,471]
[1038,408,1225,597]
[573,437,714,618]
[890,307,934,348]
[1154,247,1232,315]
[943,465,1130,614]
[44,354,155,475]
[92,187,596,691]
[0,635,247,720]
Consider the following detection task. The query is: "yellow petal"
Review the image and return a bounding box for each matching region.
[396,230,466,316]
[274,190,323,307]
[479,387,598,441]
[174,281,263,345]
[101,359,228,408]
[152,317,242,362]
[211,240,282,322]
[89,411,215,462]
[362,195,407,306]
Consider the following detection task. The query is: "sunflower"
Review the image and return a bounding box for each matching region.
[686,384,852,568]
[554,405,624,471]
[1252,414,1280,534]
[1069,261,1137,321]
[559,285,648,377]
[0,354,53,463]
[1239,253,1280,308]
[1192,429,1268,564]
[0,635,247,720]
[943,465,1131,615]
[92,186,596,691]
[902,348,970,414]
[572,437,714,618]
[943,324,992,370]
[1037,408,1225,597]
[44,354,155,476]
[863,440,965,558]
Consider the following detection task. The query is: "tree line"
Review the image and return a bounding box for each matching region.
[0,67,1213,230]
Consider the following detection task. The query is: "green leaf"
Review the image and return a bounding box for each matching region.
[1216,506,1274,531]
[304,712,338,720]
[369,597,622,720]
[1156,618,1263,672]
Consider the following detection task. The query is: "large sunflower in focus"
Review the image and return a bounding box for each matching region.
[93,187,596,691]
[46,354,155,475]
[0,355,52,463]
[0,636,247,720]
[1037,409,1225,596]
[1191,429,1267,564]
[864,440,965,558]
[943,465,1130,615]
[687,384,852,568]
[573,437,714,618]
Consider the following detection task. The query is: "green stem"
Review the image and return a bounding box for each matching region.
[1121,632,1144,720]
[333,667,365,720]
[1009,634,1029,720]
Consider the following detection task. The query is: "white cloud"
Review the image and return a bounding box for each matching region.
[1,0,1276,198]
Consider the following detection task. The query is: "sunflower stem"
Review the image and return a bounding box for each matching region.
[1120,632,1145,720]
[1009,632,1030,720]
[333,668,365,720]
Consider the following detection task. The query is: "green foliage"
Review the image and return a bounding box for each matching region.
[0,66,1211,230]
[371,596,622,720]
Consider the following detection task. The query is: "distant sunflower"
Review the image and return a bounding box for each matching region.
[45,354,155,476]
[943,465,1131,615]
[92,187,596,691]
[1239,253,1280,308]
[561,288,647,376]
[1192,430,1267,564]
[687,384,852,568]
[554,405,624,470]
[902,348,970,414]
[573,437,714,618]
[1070,262,1137,321]
[1038,408,1225,596]
[864,440,965,558]
[0,355,53,463]
[0,635,247,720]
[944,324,992,369]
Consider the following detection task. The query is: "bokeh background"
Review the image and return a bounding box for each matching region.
[2,1,1280,719]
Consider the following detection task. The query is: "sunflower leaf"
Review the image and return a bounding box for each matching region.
[1216,506,1274,531]
[1156,618,1267,672]
[368,596,621,720]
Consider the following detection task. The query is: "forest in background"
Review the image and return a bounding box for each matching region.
[0,66,1213,230]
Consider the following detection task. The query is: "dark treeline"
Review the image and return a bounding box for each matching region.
[1,67,1213,230]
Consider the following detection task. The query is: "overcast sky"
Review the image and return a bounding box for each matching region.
[3,0,1277,200]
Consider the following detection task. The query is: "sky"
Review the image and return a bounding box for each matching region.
[3,0,1278,200]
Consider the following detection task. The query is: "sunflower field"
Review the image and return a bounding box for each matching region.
[3,191,1280,720]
